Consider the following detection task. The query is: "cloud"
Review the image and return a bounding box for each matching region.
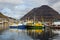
[0,0,24,4]
[14,5,27,11]
[1,8,20,19]
[1,8,13,17]
[1,7,28,19]
[52,2,60,13]
[48,0,60,5]
[23,0,49,7]
[0,0,60,19]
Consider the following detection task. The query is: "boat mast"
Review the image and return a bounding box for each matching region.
[41,16,44,23]
[33,13,36,24]
[27,17,29,21]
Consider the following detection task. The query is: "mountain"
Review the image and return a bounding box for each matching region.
[0,12,8,18]
[20,5,60,22]
[0,12,16,20]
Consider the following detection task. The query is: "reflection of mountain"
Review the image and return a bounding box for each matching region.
[20,5,60,21]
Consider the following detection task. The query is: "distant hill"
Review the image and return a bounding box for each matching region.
[0,12,17,20]
[8,17,16,20]
[20,5,60,22]
[0,12,8,18]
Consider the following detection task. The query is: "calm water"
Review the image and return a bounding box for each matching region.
[0,29,33,40]
[0,29,60,40]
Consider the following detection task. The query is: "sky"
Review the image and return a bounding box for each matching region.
[0,0,60,19]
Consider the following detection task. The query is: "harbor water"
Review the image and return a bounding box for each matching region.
[0,29,33,40]
[0,29,60,40]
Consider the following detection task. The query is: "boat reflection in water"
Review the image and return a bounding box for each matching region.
[9,21,56,40]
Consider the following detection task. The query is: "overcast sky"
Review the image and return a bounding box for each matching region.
[0,0,60,19]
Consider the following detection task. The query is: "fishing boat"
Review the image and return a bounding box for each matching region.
[9,24,18,32]
[52,22,60,29]
[25,21,45,39]
[9,24,18,29]
[26,16,45,36]
[18,23,26,30]
[25,15,55,39]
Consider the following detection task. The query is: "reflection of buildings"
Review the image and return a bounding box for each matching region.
[20,5,60,22]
